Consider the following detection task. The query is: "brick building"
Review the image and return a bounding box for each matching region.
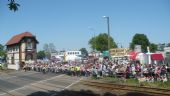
[6,32,38,69]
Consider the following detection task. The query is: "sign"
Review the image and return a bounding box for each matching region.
[102,51,109,57]
[110,48,129,57]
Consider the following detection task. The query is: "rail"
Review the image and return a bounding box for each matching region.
[82,80,170,96]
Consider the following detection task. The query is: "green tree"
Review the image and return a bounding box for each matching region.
[79,48,88,57]
[88,37,96,51]
[130,33,150,52]
[89,33,117,52]
[167,43,170,47]
[0,44,6,57]
[37,50,46,60]
[149,43,157,52]
[8,0,20,12]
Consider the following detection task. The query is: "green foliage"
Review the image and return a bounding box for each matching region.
[89,37,96,51]
[157,80,170,88]
[100,76,170,89]
[88,33,117,52]
[130,33,150,52]
[8,0,20,12]
[37,50,46,60]
[0,44,6,57]
[79,48,88,57]
[150,43,157,52]
[126,78,138,85]
[167,43,170,47]
[101,76,119,83]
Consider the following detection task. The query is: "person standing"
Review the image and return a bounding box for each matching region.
[23,63,27,72]
[42,64,46,74]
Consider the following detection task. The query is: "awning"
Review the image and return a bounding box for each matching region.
[151,53,164,60]
[136,53,145,60]
[128,51,138,60]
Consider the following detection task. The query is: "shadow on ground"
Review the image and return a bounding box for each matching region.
[27,90,152,96]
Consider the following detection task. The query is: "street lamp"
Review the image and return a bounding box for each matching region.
[89,27,96,64]
[103,16,110,52]
[89,27,96,52]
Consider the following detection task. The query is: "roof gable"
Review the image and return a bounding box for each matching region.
[6,32,35,46]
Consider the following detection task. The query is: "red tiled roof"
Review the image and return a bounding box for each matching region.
[6,32,35,46]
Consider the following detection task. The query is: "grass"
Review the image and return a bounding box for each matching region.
[126,78,138,86]
[100,76,170,89]
[154,80,170,88]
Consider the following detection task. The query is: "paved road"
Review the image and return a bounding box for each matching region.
[0,71,82,96]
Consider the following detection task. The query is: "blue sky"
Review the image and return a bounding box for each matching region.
[0,0,170,51]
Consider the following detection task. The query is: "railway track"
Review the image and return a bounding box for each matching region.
[82,80,170,96]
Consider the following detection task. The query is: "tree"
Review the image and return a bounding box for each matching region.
[89,33,117,52]
[49,43,57,53]
[0,44,6,57]
[167,43,170,47]
[79,48,88,58]
[149,43,157,52]
[43,43,51,59]
[37,50,46,60]
[43,43,56,59]
[8,0,20,12]
[130,33,150,52]
[88,37,96,51]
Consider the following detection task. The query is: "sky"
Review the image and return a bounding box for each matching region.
[0,0,170,51]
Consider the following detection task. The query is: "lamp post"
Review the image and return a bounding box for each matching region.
[89,27,96,52]
[103,16,110,52]
[89,27,96,64]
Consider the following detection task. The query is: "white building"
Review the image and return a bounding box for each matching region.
[51,51,65,61]
[65,51,81,61]
[51,51,82,62]
[164,47,170,64]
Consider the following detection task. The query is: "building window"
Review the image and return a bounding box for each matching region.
[16,46,18,51]
[11,57,14,64]
[26,54,33,60]
[13,47,15,51]
[27,38,32,42]
[26,42,33,49]
[7,48,9,52]
[14,46,17,51]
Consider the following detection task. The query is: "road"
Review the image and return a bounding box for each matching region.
[0,70,82,96]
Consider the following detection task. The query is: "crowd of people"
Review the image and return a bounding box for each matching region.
[22,58,170,83]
